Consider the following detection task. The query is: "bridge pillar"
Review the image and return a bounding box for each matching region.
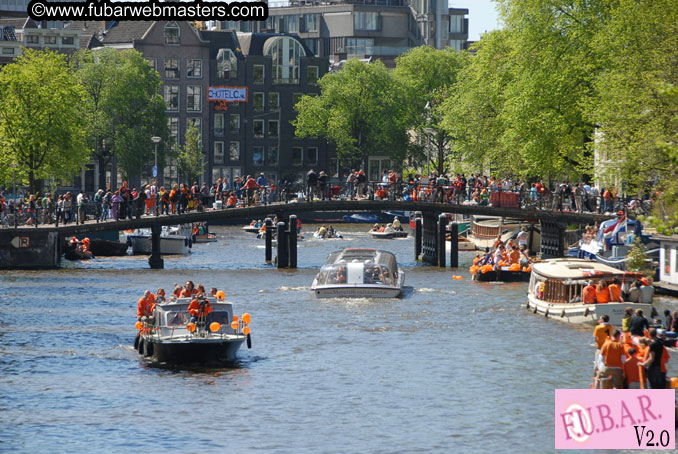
[148,223,164,269]
[288,215,298,269]
[0,229,60,269]
[276,221,288,269]
[540,220,566,258]
[414,217,422,261]
[421,213,438,265]
[449,221,459,268]
[437,213,446,267]
[265,218,273,263]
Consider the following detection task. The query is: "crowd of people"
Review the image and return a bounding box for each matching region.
[593,309,677,389]
[471,226,535,271]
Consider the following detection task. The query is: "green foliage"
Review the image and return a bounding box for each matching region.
[293,59,411,168]
[73,48,168,183]
[177,124,204,184]
[0,49,88,194]
[626,237,653,278]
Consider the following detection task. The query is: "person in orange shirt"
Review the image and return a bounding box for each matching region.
[172,284,182,299]
[509,246,520,265]
[598,330,625,388]
[169,185,179,214]
[137,290,155,322]
[582,281,596,304]
[624,347,642,389]
[180,280,199,298]
[225,192,238,208]
[608,278,623,302]
[595,281,611,304]
[593,314,612,374]
[187,293,213,325]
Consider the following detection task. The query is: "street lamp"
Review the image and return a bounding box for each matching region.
[151,136,161,216]
[424,127,436,177]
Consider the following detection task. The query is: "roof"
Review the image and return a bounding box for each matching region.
[236,32,312,56]
[325,248,398,268]
[651,234,678,243]
[531,258,628,280]
[102,21,153,44]
[0,16,29,30]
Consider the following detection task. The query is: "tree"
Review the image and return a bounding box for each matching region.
[177,124,204,184]
[394,46,469,174]
[293,59,411,170]
[0,49,88,194]
[73,48,168,186]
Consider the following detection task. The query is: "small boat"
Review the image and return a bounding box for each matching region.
[471,264,531,282]
[368,230,408,239]
[311,248,405,298]
[134,296,250,365]
[342,213,380,223]
[243,224,264,233]
[526,258,654,325]
[126,225,191,255]
[313,231,343,239]
[193,233,217,243]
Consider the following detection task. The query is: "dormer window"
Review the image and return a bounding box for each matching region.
[217,48,237,79]
[164,22,180,45]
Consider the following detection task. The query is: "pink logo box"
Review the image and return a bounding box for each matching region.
[555,389,675,449]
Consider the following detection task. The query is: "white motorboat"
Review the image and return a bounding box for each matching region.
[243,225,262,233]
[526,258,655,325]
[368,230,408,239]
[134,296,250,365]
[311,248,405,298]
[126,225,191,255]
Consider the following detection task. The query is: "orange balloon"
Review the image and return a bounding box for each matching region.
[242,313,251,324]
[671,377,678,389]
[216,291,225,301]
[232,315,239,322]
[135,321,143,329]
[231,321,239,330]
[243,326,250,335]
[210,322,221,332]
[186,322,196,333]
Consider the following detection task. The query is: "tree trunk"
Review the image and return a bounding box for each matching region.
[28,169,42,196]
[438,130,445,176]
[98,156,107,191]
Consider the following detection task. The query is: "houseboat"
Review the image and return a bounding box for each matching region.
[134,296,250,365]
[526,258,654,325]
[311,248,405,298]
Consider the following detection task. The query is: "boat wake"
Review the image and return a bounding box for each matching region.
[277,286,311,291]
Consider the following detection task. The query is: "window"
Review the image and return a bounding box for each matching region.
[304,14,319,32]
[217,48,237,79]
[449,39,464,51]
[26,35,39,44]
[306,147,318,165]
[165,58,179,79]
[164,21,180,45]
[253,64,265,84]
[449,14,464,33]
[253,146,264,166]
[146,58,156,70]
[230,114,240,133]
[62,36,74,45]
[265,36,306,84]
[346,38,374,54]
[164,85,179,111]
[268,92,280,110]
[268,120,279,138]
[168,117,179,150]
[253,92,264,111]
[214,113,224,136]
[44,35,57,44]
[292,147,303,166]
[187,85,201,112]
[2,48,14,54]
[253,119,264,137]
[304,38,318,55]
[214,142,224,164]
[307,66,319,84]
[354,12,380,31]
[187,59,202,78]
[229,141,240,160]
[293,93,303,109]
[283,15,298,32]
[266,147,279,166]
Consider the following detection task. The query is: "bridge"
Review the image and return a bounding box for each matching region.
[0,200,615,269]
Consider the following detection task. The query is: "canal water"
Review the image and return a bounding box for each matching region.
[1,224,676,453]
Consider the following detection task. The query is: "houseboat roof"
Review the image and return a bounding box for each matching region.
[531,258,629,280]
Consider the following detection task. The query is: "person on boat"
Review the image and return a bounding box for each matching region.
[608,278,623,302]
[384,223,395,234]
[210,288,218,298]
[582,281,596,304]
[393,217,402,231]
[518,246,530,267]
[663,310,673,332]
[641,328,670,389]
[624,347,642,389]
[621,307,634,332]
[593,315,613,375]
[629,309,650,336]
[180,281,199,298]
[509,245,521,265]
[155,288,166,303]
[597,330,625,389]
[371,223,380,232]
[626,280,641,303]
[516,226,529,248]
[493,234,503,250]
[671,311,678,333]
[378,225,386,233]
[317,225,327,238]
[187,293,213,326]
[137,290,156,322]
[327,225,336,238]
[595,281,611,304]
[172,284,182,299]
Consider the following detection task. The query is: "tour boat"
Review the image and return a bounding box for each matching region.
[126,225,191,255]
[311,248,405,298]
[368,230,408,239]
[471,264,531,282]
[526,258,654,325]
[134,296,250,365]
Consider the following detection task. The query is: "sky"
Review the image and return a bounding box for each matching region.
[450,0,502,42]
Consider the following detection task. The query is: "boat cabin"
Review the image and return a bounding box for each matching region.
[154,297,237,335]
[316,248,399,286]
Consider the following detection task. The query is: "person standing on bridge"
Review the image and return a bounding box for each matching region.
[306,169,318,202]
[243,175,260,207]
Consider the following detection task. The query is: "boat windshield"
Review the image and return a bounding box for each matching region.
[317,264,347,285]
